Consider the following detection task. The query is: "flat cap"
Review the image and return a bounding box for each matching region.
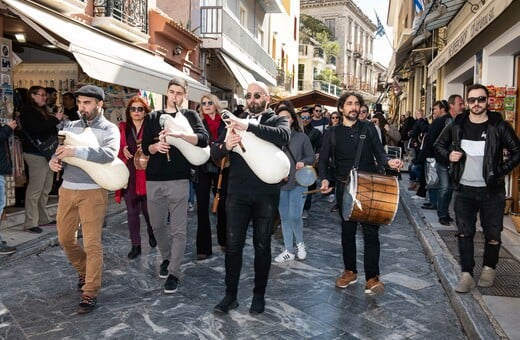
[74,85,105,101]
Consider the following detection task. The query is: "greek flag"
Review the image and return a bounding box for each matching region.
[375,11,385,38]
[414,0,424,13]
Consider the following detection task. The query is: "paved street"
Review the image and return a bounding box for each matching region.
[0,189,467,339]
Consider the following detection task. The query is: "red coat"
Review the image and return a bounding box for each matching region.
[115,121,147,203]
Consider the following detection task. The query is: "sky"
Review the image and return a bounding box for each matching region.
[352,0,394,67]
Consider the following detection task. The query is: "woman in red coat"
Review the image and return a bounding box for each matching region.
[116,96,156,259]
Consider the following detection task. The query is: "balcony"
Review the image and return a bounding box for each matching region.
[200,6,277,82]
[34,0,86,14]
[312,80,342,97]
[92,0,149,44]
[353,44,363,58]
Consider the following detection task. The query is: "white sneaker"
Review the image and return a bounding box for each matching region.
[455,272,476,293]
[274,250,295,263]
[296,242,307,260]
[478,266,496,287]
[327,194,335,203]
[302,210,308,219]
[188,203,194,212]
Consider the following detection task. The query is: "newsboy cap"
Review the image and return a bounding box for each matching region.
[74,85,105,101]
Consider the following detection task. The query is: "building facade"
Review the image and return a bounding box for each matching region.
[388,0,520,212]
[300,0,384,102]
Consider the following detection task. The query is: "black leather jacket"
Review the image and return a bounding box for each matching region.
[433,111,520,191]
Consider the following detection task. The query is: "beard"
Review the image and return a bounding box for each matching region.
[470,104,487,115]
[344,110,359,122]
[80,106,101,122]
[248,99,267,114]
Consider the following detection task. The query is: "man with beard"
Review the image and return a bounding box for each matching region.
[434,84,520,293]
[211,81,290,314]
[141,78,208,295]
[49,85,118,314]
[318,92,402,295]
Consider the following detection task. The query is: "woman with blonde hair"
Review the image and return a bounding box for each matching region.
[116,96,156,259]
[195,93,228,260]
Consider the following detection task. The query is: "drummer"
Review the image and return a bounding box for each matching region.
[319,92,402,295]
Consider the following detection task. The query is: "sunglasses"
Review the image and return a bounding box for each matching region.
[301,116,311,120]
[315,110,322,113]
[201,101,213,106]
[467,96,487,104]
[130,106,145,112]
[245,92,264,100]
[331,116,339,119]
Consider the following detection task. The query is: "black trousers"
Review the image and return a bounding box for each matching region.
[195,170,228,255]
[336,180,381,280]
[224,191,279,297]
[454,185,504,274]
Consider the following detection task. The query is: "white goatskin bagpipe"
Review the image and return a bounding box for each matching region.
[159,113,210,166]
[222,110,290,184]
[57,128,129,191]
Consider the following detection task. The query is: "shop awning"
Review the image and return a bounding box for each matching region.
[270,90,339,109]
[218,53,256,90]
[4,0,210,101]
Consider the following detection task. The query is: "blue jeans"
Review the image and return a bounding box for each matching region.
[454,185,504,274]
[436,162,452,218]
[278,186,307,252]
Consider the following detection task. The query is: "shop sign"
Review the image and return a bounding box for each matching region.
[428,0,513,78]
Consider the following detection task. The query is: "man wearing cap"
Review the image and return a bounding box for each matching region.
[49,84,119,314]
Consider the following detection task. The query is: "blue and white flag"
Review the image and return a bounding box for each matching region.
[414,0,424,14]
[374,11,385,38]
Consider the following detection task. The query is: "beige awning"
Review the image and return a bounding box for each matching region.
[4,0,210,100]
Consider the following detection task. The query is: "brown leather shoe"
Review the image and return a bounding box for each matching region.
[335,270,357,288]
[365,276,385,295]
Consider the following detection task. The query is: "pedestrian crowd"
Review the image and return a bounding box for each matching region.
[1,80,518,316]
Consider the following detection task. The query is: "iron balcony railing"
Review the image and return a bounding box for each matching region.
[200,6,276,75]
[94,0,148,34]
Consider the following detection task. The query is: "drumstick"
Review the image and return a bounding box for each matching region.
[303,188,324,195]
[56,134,66,181]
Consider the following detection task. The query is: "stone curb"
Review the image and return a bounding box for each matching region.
[0,206,126,268]
[400,184,508,339]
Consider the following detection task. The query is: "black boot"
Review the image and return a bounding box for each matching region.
[214,295,238,314]
[148,231,157,248]
[128,245,141,259]
[249,294,265,314]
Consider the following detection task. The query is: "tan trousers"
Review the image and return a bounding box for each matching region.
[57,187,108,296]
[23,153,53,228]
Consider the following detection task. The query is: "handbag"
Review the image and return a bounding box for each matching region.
[22,129,58,161]
[133,147,149,170]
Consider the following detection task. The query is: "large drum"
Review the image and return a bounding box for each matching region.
[342,169,399,225]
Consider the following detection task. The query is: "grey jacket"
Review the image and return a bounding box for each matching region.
[61,113,119,190]
[281,130,315,190]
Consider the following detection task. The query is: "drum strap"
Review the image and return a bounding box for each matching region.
[352,123,368,169]
[330,122,367,170]
[284,145,297,165]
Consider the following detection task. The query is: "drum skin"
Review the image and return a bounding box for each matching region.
[342,170,399,225]
[58,129,130,191]
[295,165,317,186]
